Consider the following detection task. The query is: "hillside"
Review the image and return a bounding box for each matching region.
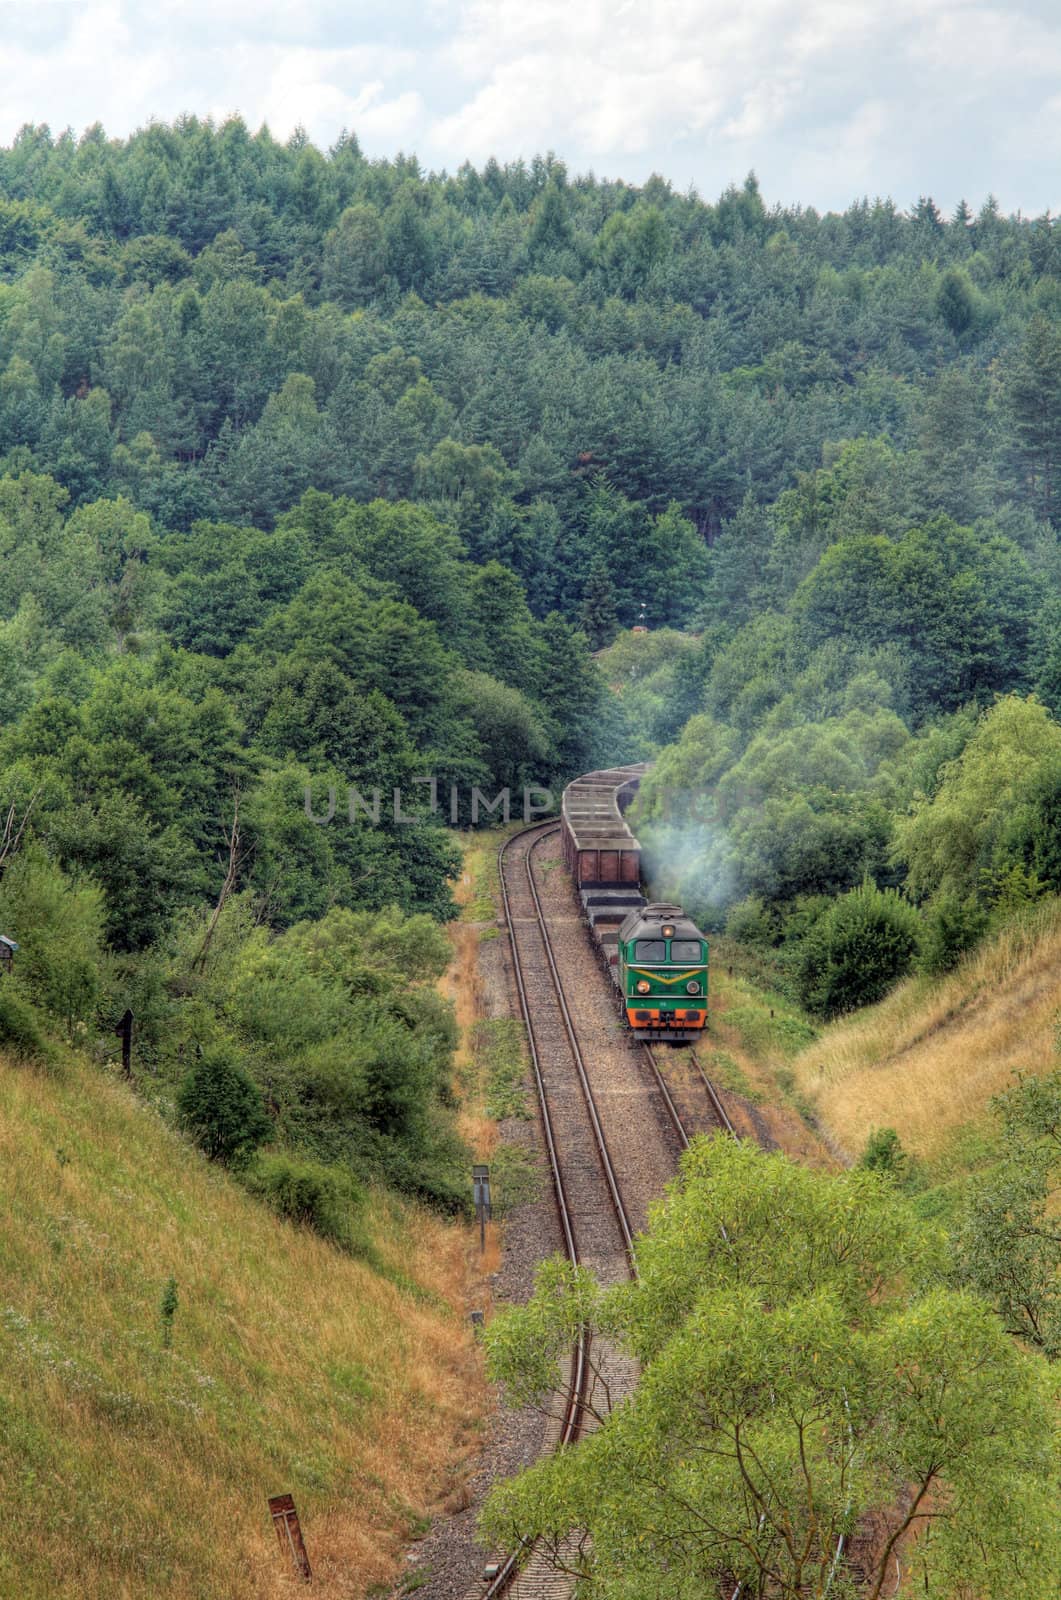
[789,899,1061,1167]
[0,1045,482,1600]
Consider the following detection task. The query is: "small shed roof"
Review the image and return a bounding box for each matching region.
[0,934,19,952]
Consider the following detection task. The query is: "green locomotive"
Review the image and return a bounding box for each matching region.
[617,903,708,1042]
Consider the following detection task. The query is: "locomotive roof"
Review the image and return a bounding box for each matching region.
[618,903,705,944]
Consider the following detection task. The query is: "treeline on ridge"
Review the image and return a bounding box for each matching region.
[3,116,1061,1212]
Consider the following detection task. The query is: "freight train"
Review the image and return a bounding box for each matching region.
[560,765,708,1043]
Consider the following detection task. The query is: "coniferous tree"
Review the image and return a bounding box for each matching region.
[578,556,620,649]
[1009,315,1061,521]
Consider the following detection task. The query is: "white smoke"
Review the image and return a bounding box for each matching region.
[636,815,737,929]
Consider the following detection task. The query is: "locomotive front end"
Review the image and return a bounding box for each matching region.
[618,903,709,1042]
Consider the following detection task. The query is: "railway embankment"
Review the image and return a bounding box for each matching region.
[789,896,1061,1173]
[0,1042,485,1600]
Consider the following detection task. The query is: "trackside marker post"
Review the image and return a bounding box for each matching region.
[268,1493,312,1581]
[473,1164,491,1254]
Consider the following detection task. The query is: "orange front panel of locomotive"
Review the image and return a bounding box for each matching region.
[625,1007,707,1030]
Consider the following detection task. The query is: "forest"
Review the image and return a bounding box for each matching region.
[2,114,1061,1226]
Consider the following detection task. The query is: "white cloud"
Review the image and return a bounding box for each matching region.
[0,0,1058,211]
[423,0,1061,208]
[431,0,919,164]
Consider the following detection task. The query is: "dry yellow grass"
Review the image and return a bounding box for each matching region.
[0,1047,487,1600]
[443,831,503,1272]
[791,899,1061,1164]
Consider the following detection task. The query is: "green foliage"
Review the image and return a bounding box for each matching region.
[895,695,1061,901]
[936,267,976,335]
[637,707,904,915]
[485,1139,1060,1599]
[578,555,620,649]
[159,1276,178,1349]
[0,849,105,1033]
[1009,314,1061,522]
[469,1018,528,1120]
[857,1125,908,1180]
[792,517,1039,718]
[177,1045,272,1166]
[919,889,989,974]
[485,1143,541,1217]
[724,895,776,947]
[164,900,468,1211]
[5,123,1061,1228]
[0,981,54,1065]
[246,1152,367,1253]
[957,1065,1061,1359]
[796,883,922,1018]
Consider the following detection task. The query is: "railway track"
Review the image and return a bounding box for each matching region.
[480,821,737,1600]
[642,1040,737,1149]
[483,821,636,1600]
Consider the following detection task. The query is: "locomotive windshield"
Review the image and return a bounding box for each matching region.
[634,940,666,960]
[671,939,703,961]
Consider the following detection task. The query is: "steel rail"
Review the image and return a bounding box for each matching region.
[642,1042,692,1151]
[689,1046,739,1137]
[483,819,636,1598]
[523,824,636,1262]
[483,821,587,1600]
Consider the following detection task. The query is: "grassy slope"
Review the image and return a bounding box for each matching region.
[0,1047,484,1600]
[789,899,1061,1170]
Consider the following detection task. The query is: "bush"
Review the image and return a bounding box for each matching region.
[247,1152,366,1251]
[857,1127,908,1180]
[0,983,55,1065]
[0,848,105,1034]
[796,883,922,1019]
[724,896,776,948]
[919,890,988,975]
[177,1045,271,1166]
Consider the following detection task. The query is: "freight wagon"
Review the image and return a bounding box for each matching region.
[561,765,708,1043]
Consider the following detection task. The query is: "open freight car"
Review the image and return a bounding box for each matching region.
[561,766,708,1042]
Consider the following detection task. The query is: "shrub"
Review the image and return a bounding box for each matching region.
[0,983,55,1065]
[919,890,988,975]
[858,1127,908,1180]
[247,1152,365,1251]
[0,848,105,1035]
[724,896,776,948]
[159,1276,178,1349]
[177,1045,271,1166]
[796,883,921,1018]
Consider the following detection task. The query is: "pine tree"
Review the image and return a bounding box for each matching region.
[528,179,572,260]
[1009,315,1061,521]
[578,556,620,649]
[936,268,975,336]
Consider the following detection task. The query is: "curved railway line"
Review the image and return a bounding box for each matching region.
[481,809,736,1600]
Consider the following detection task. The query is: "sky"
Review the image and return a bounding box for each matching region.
[1,0,1059,215]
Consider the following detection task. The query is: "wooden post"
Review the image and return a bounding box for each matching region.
[115,1009,133,1078]
[268,1494,312,1581]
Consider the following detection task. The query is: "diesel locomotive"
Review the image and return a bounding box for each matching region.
[560,765,708,1042]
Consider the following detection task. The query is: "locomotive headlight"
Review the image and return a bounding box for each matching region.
[636,979,651,994]
[686,980,701,994]
[662,925,675,938]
